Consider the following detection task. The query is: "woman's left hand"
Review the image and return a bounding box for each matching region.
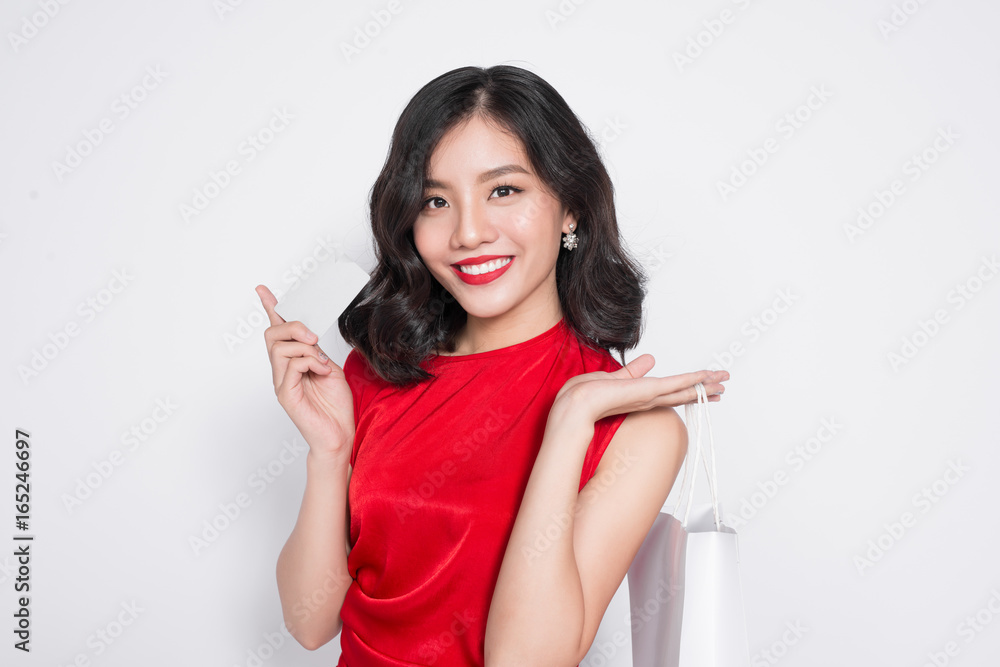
[552,354,729,424]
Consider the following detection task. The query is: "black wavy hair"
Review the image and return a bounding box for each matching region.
[338,64,647,385]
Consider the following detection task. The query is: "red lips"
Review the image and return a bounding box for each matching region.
[452,254,511,266]
[451,256,514,285]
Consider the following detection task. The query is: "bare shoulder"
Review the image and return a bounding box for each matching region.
[588,406,688,493]
[613,406,687,455]
[620,404,685,430]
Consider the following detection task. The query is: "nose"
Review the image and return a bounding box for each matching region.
[451,200,498,249]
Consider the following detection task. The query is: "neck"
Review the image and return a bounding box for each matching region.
[447,305,563,356]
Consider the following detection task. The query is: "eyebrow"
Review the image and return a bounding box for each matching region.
[424,164,530,190]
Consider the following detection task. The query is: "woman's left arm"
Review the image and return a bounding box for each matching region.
[484,355,728,666]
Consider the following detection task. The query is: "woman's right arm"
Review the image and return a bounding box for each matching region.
[256,285,358,650]
[275,449,354,650]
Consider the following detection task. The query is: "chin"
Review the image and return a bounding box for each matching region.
[456,304,509,320]
[452,295,515,320]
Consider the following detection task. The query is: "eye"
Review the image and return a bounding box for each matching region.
[490,184,523,199]
[422,195,447,210]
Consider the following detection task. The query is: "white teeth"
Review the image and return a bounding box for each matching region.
[457,256,511,275]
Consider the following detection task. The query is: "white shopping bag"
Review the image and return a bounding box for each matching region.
[627,383,751,666]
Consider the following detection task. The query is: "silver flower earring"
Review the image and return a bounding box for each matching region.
[562,222,578,251]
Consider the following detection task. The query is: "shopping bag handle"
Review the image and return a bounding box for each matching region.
[675,383,722,530]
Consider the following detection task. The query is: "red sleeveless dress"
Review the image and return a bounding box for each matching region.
[337,317,629,666]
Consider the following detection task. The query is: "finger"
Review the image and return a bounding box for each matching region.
[642,370,717,396]
[277,355,332,401]
[640,375,729,407]
[708,369,731,382]
[646,385,724,410]
[681,382,726,405]
[700,382,726,397]
[610,353,655,380]
[256,284,286,327]
[271,339,327,361]
[639,367,730,405]
[265,320,319,348]
[689,369,733,389]
[675,369,730,384]
[269,339,326,386]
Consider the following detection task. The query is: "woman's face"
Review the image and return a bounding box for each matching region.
[412,115,576,323]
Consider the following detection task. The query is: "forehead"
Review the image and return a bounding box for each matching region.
[427,116,528,175]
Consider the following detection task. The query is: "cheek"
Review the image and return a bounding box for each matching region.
[412,221,436,259]
[412,221,451,277]
[504,200,561,244]
[502,204,536,236]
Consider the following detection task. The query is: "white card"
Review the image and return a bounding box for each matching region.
[273,259,370,366]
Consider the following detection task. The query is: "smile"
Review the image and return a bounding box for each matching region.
[455,257,512,275]
[451,256,514,285]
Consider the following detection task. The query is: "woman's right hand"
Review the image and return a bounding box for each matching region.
[256,285,355,461]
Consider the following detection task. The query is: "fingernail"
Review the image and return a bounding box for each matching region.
[318,350,328,361]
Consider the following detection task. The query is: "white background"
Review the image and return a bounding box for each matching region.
[2,0,998,665]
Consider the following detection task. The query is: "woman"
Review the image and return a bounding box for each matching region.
[255,65,728,666]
